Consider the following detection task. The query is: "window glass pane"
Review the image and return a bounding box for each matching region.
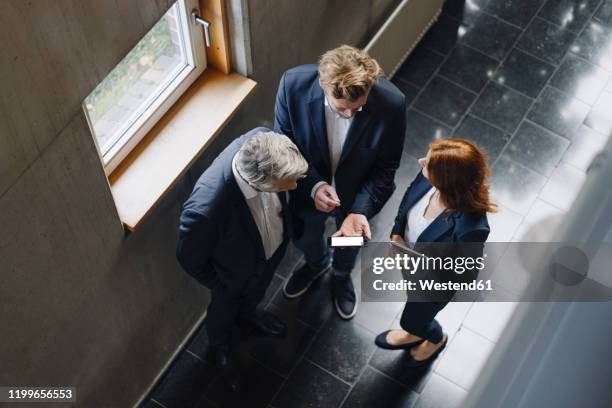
[84,4,187,156]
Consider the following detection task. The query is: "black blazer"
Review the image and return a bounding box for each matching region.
[391,170,490,243]
[176,127,291,292]
[274,64,407,218]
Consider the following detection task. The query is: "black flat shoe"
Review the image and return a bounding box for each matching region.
[375,330,424,350]
[283,263,331,298]
[404,335,448,368]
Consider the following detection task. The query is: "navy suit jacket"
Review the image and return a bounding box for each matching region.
[274,64,407,219]
[391,170,490,244]
[176,127,291,292]
[391,171,491,300]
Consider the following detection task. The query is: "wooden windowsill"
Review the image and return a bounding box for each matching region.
[109,68,257,231]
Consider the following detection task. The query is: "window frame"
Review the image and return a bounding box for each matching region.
[84,0,207,176]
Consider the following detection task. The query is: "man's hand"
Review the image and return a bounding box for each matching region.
[314,184,341,213]
[333,213,372,240]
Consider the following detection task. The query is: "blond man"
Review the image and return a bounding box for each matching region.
[275,45,407,319]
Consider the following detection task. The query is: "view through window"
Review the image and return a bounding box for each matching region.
[83,0,207,173]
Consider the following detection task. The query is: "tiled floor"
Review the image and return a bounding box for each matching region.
[141,0,611,407]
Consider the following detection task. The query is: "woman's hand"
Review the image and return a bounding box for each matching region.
[391,234,405,244]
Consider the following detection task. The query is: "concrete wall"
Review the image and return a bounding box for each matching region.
[0,0,399,406]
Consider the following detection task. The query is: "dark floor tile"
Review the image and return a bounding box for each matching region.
[538,0,601,33]
[494,48,555,97]
[517,17,577,65]
[484,0,546,28]
[490,154,548,215]
[527,86,590,139]
[275,241,304,278]
[150,352,217,408]
[438,44,499,92]
[420,14,465,55]
[368,348,432,392]
[394,152,423,192]
[414,373,468,408]
[305,317,376,384]
[342,367,418,408]
[240,303,316,376]
[271,272,334,330]
[272,359,350,408]
[404,110,453,158]
[471,82,533,133]
[139,399,169,408]
[549,54,610,105]
[392,78,420,106]
[395,46,445,88]
[413,76,477,127]
[585,88,612,135]
[460,13,522,61]
[454,115,511,161]
[443,0,485,26]
[505,121,570,176]
[204,354,284,408]
[594,0,612,27]
[571,21,612,71]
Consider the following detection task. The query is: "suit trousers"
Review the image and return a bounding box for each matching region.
[206,242,287,350]
[399,301,447,344]
[293,209,360,277]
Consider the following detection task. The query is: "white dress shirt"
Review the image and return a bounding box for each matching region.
[404,187,442,247]
[232,154,284,260]
[310,95,362,198]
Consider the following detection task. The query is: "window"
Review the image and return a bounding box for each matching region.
[84,0,207,174]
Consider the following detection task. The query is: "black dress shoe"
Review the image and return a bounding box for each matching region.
[208,347,243,392]
[404,335,448,368]
[238,310,287,338]
[375,330,424,350]
[283,263,331,298]
[332,275,357,319]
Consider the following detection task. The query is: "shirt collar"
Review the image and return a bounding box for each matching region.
[232,154,259,200]
[323,95,363,113]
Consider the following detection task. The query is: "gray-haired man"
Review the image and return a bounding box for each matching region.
[177,127,308,391]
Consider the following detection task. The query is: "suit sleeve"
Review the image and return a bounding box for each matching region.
[351,99,407,218]
[454,228,489,280]
[176,208,219,289]
[274,73,325,198]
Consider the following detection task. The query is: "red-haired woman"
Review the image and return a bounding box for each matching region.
[375,138,497,367]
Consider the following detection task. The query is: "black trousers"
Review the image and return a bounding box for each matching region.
[399,301,448,344]
[206,242,287,350]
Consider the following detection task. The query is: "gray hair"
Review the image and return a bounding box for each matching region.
[236,130,308,191]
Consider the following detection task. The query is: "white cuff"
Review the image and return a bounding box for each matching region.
[311,181,328,200]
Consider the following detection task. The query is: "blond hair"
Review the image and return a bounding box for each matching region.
[236,130,308,191]
[318,45,383,101]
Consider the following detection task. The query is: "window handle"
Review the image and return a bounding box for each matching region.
[191,10,211,47]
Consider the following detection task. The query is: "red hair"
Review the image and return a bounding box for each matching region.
[427,138,497,214]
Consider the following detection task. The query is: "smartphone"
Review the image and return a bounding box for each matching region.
[328,236,365,248]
